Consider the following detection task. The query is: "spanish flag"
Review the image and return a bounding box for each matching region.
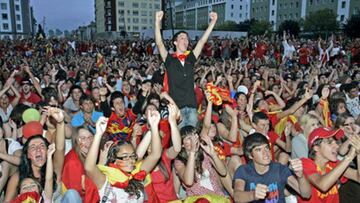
[274,115,302,136]
[96,53,105,68]
[169,193,231,203]
[319,98,332,128]
[97,162,160,203]
[11,191,40,203]
[205,83,235,106]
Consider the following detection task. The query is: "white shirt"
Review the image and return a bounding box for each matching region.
[99,177,144,203]
[0,104,13,122]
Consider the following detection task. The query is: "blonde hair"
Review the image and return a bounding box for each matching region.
[300,114,318,127]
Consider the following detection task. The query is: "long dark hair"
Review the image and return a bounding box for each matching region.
[106,141,143,199]
[19,135,57,193]
[177,126,204,179]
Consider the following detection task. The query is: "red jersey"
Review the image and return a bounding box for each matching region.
[298,158,347,203]
[106,110,137,141]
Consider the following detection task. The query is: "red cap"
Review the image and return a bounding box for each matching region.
[22,121,43,139]
[308,127,342,148]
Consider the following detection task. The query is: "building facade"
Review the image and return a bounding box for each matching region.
[250,0,360,31]
[95,0,161,37]
[0,0,34,39]
[174,0,250,30]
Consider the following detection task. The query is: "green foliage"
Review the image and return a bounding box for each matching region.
[278,20,300,36]
[343,14,360,38]
[249,20,272,36]
[303,9,339,33]
[214,21,239,31]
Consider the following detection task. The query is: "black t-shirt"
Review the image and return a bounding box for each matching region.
[164,52,197,109]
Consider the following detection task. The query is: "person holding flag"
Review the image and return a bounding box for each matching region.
[154,10,218,128]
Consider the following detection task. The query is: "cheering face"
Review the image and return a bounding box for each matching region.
[81,100,94,114]
[112,97,125,117]
[174,33,189,53]
[236,94,247,110]
[316,138,339,162]
[304,118,320,136]
[208,124,217,139]
[19,178,40,194]
[0,94,9,108]
[114,144,137,173]
[78,128,94,155]
[22,84,31,94]
[254,119,270,136]
[250,144,271,166]
[91,88,100,101]
[182,131,198,151]
[27,138,47,169]
[71,88,82,101]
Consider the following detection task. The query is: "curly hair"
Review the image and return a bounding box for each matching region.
[106,141,143,199]
[19,135,57,193]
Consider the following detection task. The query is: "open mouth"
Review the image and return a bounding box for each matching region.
[35,155,44,162]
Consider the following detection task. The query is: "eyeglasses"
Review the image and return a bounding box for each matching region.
[343,122,355,127]
[28,144,47,153]
[116,154,138,161]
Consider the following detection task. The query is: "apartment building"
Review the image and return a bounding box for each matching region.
[95,0,161,37]
[0,0,34,39]
[174,0,250,30]
[251,0,360,31]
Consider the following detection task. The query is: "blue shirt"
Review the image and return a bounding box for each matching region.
[71,111,103,133]
[233,161,292,203]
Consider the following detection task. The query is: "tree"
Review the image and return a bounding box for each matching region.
[48,29,55,38]
[303,9,339,33]
[215,21,239,31]
[278,20,300,37]
[55,29,63,37]
[64,30,71,38]
[249,20,272,36]
[343,14,360,38]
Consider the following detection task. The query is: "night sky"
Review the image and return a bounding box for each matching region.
[30,0,94,32]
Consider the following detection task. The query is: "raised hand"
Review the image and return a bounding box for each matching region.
[95,116,109,135]
[147,109,160,128]
[189,135,199,153]
[254,184,268,200]
[304,88,313,100]
[209,12,218,23]
[168,103,179,123]
[224,105,238,117]
[155,11,164,23]
[349,135,360,154]
[47,143,56,158]
[200,135,215,156]
[48,107,65,123]
[289,158,304,178]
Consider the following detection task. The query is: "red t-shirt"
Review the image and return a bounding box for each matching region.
[150,151,178,203]
[299,48,310,65]
[62,149,100,203]
[298,158,348,203]
[20,92,41,105]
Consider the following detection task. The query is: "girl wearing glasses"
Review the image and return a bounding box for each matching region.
[85,110,162,203]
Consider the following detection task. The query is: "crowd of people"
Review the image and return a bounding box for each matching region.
[0,10,360,203]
